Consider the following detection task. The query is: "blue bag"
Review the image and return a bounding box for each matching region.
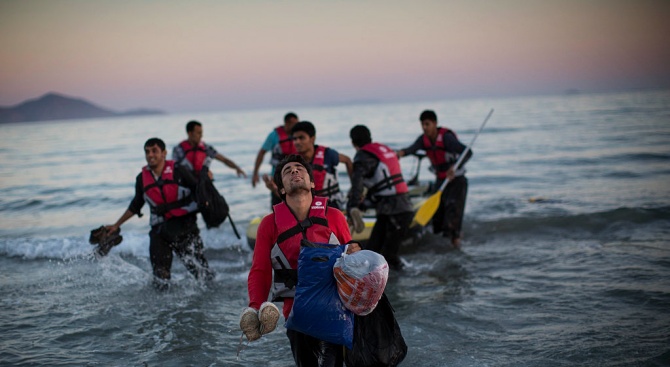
[285,239,354,349]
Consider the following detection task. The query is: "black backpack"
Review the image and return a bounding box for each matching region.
[195,166,230,229]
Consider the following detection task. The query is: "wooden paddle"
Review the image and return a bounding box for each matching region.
[411,108,494,227]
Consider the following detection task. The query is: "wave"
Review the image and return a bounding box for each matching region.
[466,206,670,238]
[0,196,129,212]
[0,226,248,260]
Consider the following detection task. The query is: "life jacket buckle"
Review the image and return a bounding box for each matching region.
[298,218,313,230]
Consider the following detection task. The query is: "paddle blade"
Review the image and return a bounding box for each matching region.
[411,191,442,227]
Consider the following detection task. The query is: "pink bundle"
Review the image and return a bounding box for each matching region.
[333,250,389,316]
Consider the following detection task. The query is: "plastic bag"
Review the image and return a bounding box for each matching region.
[345,293,407,367]
[334,250,388,316]
[285,240,354,349]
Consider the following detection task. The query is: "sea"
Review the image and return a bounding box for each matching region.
[1,90,669,367]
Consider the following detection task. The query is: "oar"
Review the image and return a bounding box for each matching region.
[411,108,494,227]
[228,213,241,239]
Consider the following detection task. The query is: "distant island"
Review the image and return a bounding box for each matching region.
[0,92,164,123]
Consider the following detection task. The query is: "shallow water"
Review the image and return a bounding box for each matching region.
[1,90,669,366]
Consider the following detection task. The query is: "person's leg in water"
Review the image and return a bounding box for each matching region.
[149,227,173,291]
[442,176,468,248]
[366,215,389,261]
[432,178,446,235]
[383,212,413,269]
[172,230,215,281]
[287,329,343,367]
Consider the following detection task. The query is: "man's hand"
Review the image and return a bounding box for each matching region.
[262,174,279,197]
[251,172,260,187]
[348,207,365,234]
[446,166,456,180]
[346,241,362,254]
[104,224,119,236]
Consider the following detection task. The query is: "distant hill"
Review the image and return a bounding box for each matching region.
[0,93,164,123]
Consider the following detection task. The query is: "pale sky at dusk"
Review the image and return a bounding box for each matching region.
[1,0,668,113]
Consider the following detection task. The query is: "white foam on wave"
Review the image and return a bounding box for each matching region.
[0,225,250,260]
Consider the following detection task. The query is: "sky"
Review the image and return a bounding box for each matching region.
[1,0,669,113]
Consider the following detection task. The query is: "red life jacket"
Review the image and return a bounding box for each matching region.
[271,125,297,166]
[360,142,409,197]
[310,145,341,198]
[179,140,208,174]
[142,161,196,225]
[269,196,340,300]
[422,127,458,180]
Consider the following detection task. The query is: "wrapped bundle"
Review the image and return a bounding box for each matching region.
[334,250,388,316]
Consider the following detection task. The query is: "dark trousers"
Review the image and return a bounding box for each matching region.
[433,176,468,240]
[366,211,413,269]
[149,215,214,284]
[286,329,344,367]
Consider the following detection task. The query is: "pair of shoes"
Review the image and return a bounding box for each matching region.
[89,226,123,257]
[240,302,280,342]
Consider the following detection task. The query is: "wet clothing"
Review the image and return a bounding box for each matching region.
[432,176,468,241]
[248,196,351,367]
[306,145,346,209]
[401,128,472,240]
[149,215,213,285]
[348,143,414,268]
[287,328,344,367]
[127,162,213,284]
[172,140,218,174]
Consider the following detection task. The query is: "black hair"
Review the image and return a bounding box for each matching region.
[186,120,202,133]
[419,110,437,122]
[350,125,372,147]
[144,137,166,151]
[273,154,315,201]
[284,112,298,122]
[291,121,316,137]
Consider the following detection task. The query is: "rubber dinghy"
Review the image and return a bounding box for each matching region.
[245,182,429,250]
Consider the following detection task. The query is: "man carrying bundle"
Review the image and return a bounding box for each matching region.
[242,154,360,366]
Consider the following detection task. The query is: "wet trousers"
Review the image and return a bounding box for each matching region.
[149,215,214,285]
[286,329,344,367]
[366,211,414,270]
[433,176,468,241]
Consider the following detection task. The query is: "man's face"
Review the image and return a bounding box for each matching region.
[280,161,314,196]
[421,119,438,138]
[144,144,166,169]
[188,125,203,144]
[291,131,314,154]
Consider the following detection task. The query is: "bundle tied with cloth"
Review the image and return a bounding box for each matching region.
[89,226,123,257]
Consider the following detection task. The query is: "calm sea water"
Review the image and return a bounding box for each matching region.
[1,90,669,366]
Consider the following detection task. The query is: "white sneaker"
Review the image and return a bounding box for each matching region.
[239,307,261,341]
[258,302,280,335]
